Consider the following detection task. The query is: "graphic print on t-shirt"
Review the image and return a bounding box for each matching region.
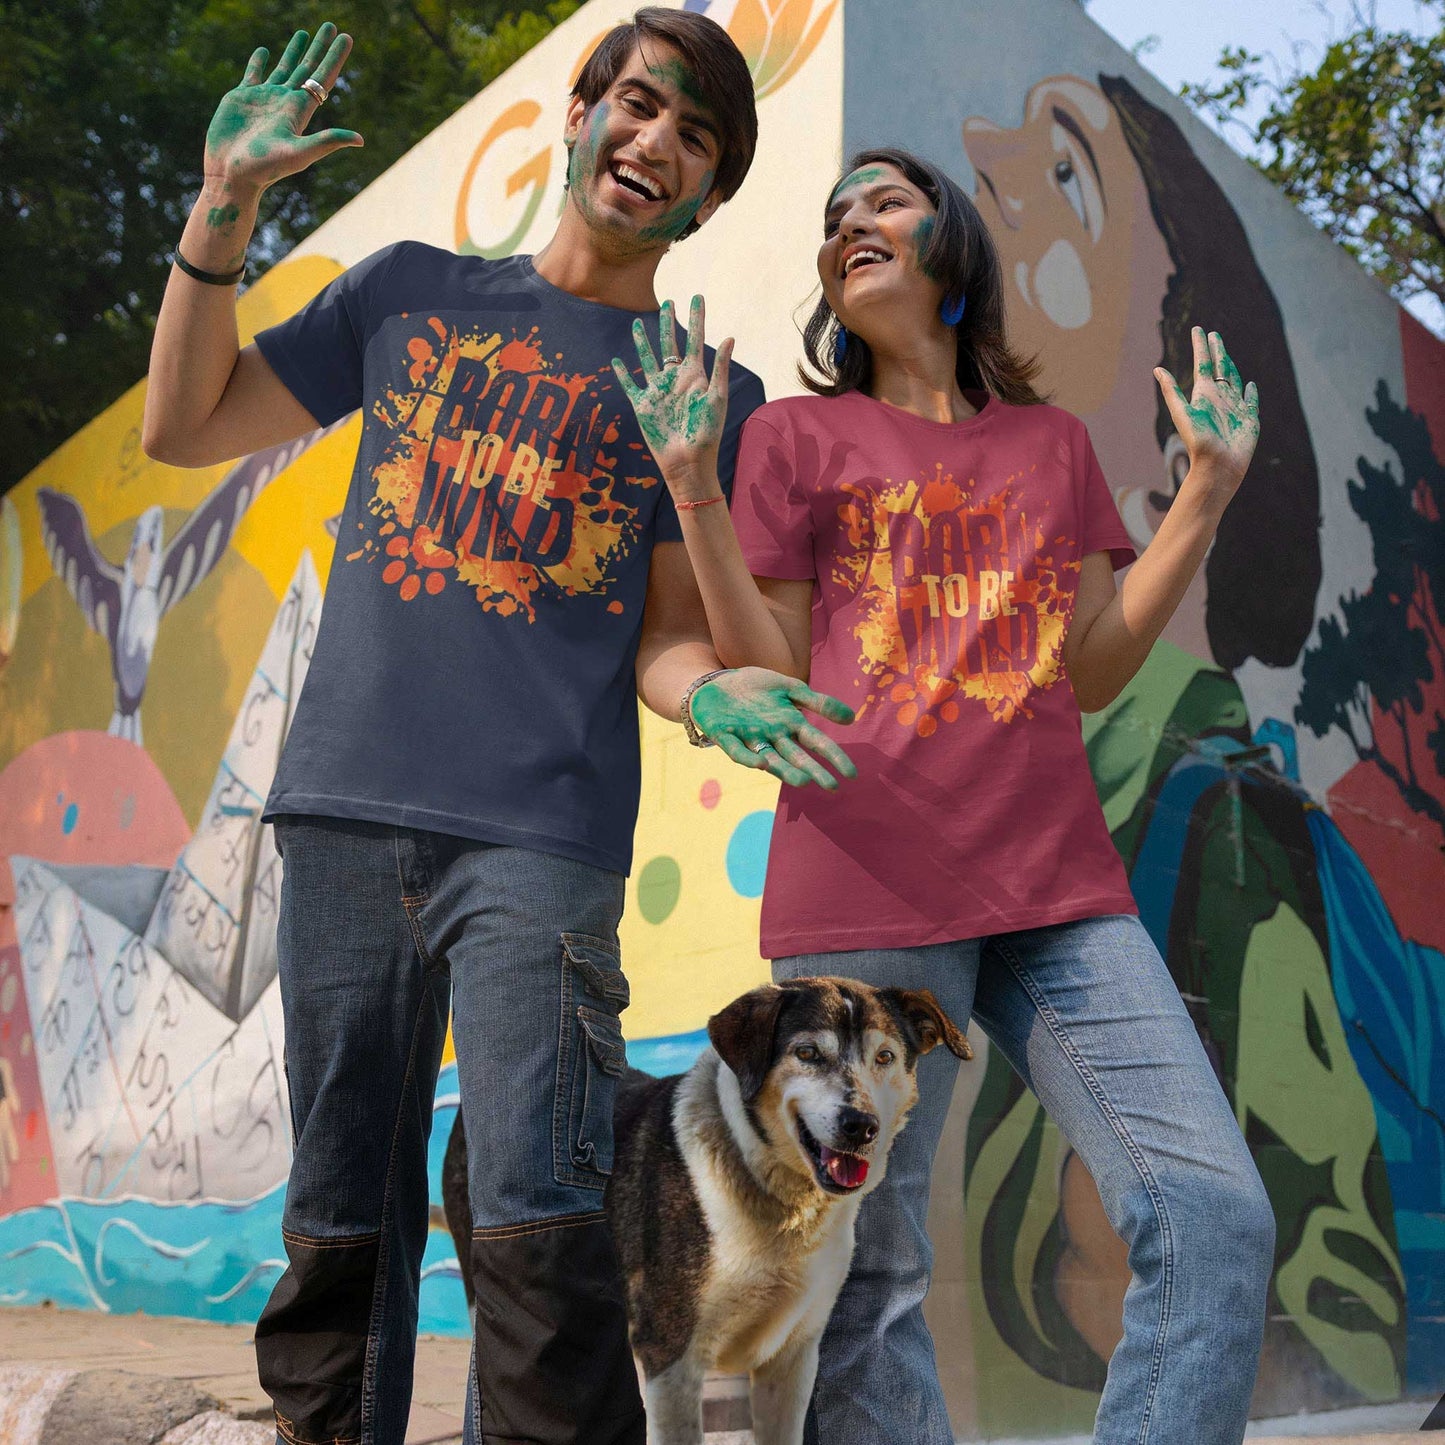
[834,463,1075,733]
[347,317,659,620]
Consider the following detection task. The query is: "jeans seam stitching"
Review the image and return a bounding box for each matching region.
[280,1228,382,1248]
[359,916,435,1443]
[470,1209,608,1240]
[989,936,1176,1444]
[394,828,437,969]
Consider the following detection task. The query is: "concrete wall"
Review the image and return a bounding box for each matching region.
[0,0,1441,1432]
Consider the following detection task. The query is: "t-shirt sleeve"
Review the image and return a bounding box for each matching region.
[253,242,405,427]
[1076,419,1137,570]
[730,411,816,580]
[652,361,767,544]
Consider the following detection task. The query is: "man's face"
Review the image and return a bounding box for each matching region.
[563,39,725,251]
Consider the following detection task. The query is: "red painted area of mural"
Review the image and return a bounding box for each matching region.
[0,731,189,1211]
[1328,760,1445,952]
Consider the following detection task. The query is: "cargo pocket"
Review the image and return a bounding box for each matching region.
[554,933,629,1189]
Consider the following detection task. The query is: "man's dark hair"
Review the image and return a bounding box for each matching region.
[571,6,758,235]
[800,146,1046,407]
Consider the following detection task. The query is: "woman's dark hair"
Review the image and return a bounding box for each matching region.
[572,7,758,236]
[1101,74,1322,670]
[799,146,1045,406]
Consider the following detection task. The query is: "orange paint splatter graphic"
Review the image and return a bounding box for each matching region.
[354,318,655,620]
[833,464,1074,732]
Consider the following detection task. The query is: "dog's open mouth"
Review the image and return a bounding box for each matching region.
[796,1116,870,1194]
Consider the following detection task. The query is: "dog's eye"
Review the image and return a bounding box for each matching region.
[875,1049,896,1067]
[795,1045,820,1063]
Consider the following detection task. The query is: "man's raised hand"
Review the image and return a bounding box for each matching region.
[205,24,363,199]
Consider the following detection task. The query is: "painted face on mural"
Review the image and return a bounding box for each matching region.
[963,77,1161,416]
[964,77,1211,657]
[562,40,724,252]
[818,163,946,344]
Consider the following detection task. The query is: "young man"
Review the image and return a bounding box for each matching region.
[143,11,844,1443]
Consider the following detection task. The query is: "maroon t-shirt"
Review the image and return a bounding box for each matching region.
[731,390,1139,958]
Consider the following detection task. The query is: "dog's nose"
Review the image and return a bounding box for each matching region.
[837,1106,879,1146]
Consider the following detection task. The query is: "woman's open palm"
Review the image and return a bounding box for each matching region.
[1154,327,1260,497]
[205,24,362,194]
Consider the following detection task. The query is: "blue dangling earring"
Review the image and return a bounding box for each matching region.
[941,293,966,327]
[833,325,848,368]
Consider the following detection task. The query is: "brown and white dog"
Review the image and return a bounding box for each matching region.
[611,976,970,1443]
[441,976,970,1444]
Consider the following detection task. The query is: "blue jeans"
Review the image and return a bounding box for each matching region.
[254,817,644,1445]
[776,914,1275,1445]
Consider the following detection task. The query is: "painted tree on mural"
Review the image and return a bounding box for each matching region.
[1297,382,1445,832]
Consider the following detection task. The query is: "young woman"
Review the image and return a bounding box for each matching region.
[616,147,1273,1444]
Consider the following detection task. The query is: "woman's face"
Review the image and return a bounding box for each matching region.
[962,77,1158,417]
[816,162,945,344]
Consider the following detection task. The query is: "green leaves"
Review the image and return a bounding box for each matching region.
[0,0,580,494]
[1180,8,1445,322]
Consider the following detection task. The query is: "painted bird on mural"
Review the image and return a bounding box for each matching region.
[35,424,343,745]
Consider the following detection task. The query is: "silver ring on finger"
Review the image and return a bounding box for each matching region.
[750,740,774,754]
[303,78,329,105]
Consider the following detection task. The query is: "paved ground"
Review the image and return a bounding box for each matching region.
[0,1303,1438,1444]
[0,1304,752,1444]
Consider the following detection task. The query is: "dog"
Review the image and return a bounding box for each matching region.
[442,976,971,1443]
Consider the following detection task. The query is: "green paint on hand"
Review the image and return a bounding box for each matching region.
[206,203,241,229]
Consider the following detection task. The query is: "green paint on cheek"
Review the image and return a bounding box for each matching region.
[913,216,938,279]
[568,101,610,219]
[207,203,240,229]
[638,167,714,242]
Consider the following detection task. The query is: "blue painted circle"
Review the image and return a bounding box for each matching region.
[725,810,773,898]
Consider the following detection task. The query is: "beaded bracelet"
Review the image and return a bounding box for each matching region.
[679,667,731,747]
[675,494,726,512]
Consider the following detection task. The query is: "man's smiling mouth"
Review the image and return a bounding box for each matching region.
[610,162,667,202]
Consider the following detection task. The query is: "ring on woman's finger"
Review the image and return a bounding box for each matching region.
[750,740,775,754]
[303,78,329,105]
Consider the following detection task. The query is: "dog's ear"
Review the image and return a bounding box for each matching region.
[708,985,788,1102]
[883,988,973,1060]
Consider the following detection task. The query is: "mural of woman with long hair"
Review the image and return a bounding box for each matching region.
[956,71,1432,1414]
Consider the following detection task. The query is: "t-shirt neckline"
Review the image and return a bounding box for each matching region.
[844,387,999,434]
[518,255,662,319]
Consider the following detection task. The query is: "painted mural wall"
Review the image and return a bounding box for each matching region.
[0,0,1440,1435]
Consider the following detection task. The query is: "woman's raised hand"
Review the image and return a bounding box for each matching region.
[690,668,858,790]
[613,296,733,497]
[205,24,363,198]
[1153,328,1260,501]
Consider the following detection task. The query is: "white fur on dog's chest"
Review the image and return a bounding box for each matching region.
[673,1057,862,1375]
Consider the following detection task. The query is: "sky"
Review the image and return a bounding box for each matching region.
[1083,0,1442,329]
[1085,0,1438,98]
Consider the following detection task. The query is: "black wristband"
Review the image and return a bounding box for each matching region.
[172,248,246,286]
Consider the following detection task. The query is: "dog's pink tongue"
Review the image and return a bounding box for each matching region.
[821,1148,869,1189]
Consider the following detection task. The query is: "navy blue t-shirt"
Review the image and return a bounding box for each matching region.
[254,242,764,873]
